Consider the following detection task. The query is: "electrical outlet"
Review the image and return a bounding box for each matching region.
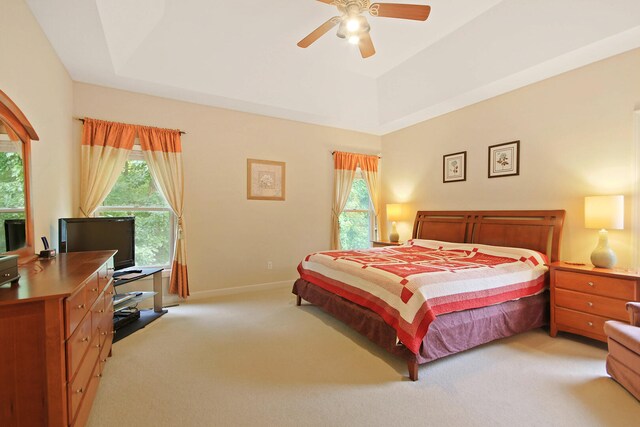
[267,261,273,270]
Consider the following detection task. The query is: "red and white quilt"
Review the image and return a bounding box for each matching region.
[297,239,548,354]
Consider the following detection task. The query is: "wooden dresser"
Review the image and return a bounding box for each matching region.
[0,251,116,427]
[549,261,640,342]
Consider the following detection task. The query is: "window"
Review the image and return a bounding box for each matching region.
[339,168,376,250]
[95,148,174,267]
[0,140,25,252]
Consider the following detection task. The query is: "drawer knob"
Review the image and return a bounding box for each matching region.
[91,287,98,292]
[587,302,593,307]
[96,373,103,378]
[98,309,105,313]
[76,388,84,394]
[2,273,10,277]
[95,344,101,349]
[587,321,594,327]
[81,336,90,342]
[101,358,108,363]
[587,281,594,287]
[76,304,85,309]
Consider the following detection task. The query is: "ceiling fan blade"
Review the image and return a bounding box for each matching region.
[370,3,431,21]
[297,17,340,48]
[316,0,335,4]
[358,32,376,59]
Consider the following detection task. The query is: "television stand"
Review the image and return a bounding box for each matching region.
[112,267,166,342]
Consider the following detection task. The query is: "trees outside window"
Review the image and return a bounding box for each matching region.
[96,149,174,267]
[0,142,25,252]
[339,169,376,250]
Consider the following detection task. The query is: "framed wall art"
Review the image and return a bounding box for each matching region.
[247,159,286,201]
[488,140,520,178]
[443,151,467,183]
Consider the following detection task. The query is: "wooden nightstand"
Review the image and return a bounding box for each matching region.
[549,262,640,342]
[371,240,404,247]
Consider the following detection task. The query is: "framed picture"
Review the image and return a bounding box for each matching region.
[488,140,520,178]
[247,159,286,200]
[443,151,467,183]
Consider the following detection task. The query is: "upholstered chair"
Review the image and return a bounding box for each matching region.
[603,302,640,401]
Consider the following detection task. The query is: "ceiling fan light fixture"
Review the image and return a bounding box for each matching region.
[346,17,360,32]
[348,35,360,45]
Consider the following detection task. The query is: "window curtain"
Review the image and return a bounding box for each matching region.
[358,154,381,240]
[331,151,359,249]
[79,118,136,217]
[137,126,190,298]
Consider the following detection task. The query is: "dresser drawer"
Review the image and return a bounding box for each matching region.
[555,307,607,340]
[71,361,101,427]
[67,312,93,381]
[554,270,636,299]
[66,285,88,337]
[98,264,112,287]
[68,332,101,425]
[91,292,106,332]
[555,288,629,321]
[85,273,101,309]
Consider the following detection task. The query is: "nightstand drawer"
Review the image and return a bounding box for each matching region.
[554,270,636,299]
[555,307,607,339]
[555,288,628,321]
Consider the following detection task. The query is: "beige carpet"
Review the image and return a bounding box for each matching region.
[88,286,639,426]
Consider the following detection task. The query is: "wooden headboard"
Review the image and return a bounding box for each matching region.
[412,210,566,262]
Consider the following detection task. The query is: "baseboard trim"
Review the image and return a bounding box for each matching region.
[187,279,294,301]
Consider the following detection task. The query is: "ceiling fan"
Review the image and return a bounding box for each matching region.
[297,1,431,59]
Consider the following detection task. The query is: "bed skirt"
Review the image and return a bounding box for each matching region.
[293,278,549,365]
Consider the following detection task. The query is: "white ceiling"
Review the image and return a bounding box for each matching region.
[27,0,640,135]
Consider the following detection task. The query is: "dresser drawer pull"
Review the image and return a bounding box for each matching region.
[111,331,116,335]
[95,344,101,349]
[98,309,105,313]
[587,321,594,327]
[107,291,114,296]
[76,304,85,309]
[2,273,10,277]
[101,358,108,363]
[587,302,593,307]
[587,281,594,287]
[96,373,103,378]
[81,336,89,342]
[76,388,84,394]
[91,287,98,292]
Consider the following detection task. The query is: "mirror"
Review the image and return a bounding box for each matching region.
[0,90,38,258]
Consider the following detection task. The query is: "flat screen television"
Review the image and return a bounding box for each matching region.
[58,217,135,270]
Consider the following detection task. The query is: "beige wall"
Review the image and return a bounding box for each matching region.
[0,0,75,250]
[73,83,381,295]
[381,48,640,269]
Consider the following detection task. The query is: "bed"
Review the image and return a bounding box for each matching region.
[293,210,565,381]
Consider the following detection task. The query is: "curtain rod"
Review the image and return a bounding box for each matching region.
[75,117,186,135]
[331,151,381,159]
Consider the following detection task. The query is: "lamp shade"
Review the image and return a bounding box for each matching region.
[584,195,624,230]
[386,204,403,222]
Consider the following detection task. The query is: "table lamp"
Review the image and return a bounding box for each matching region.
[386,203,403,242]
[584,195,624,268]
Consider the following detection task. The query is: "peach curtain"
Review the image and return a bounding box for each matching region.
[79,118,135,217]
[358,154,380,240]
[137,126,190,298]
[331,151,359,249]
